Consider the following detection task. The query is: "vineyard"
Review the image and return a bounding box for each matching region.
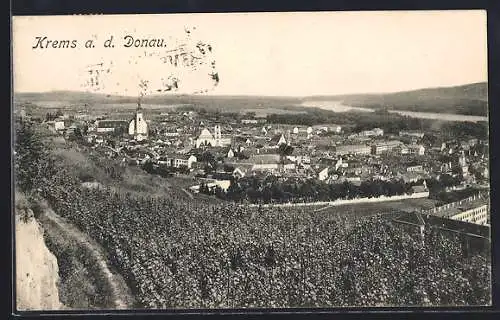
[16,119,491,308]
[35,167,490,308]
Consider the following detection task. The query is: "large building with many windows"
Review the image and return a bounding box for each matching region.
[424,193,490,226]
[335,144,371,156]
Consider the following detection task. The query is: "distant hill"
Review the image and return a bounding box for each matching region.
[13,91,302,113]
[14,82,488,116]
[303,82,488,116]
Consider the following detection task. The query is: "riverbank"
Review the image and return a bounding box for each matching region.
[301,101,488,122]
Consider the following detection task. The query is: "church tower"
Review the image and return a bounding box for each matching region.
[214,125,222,139]
[459,150,467,167]
[213,125,222,146]
[128,98,149,141]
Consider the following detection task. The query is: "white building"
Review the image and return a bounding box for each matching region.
[407,165,424,172]
[336,144,371,156]
[277,134,287,146]
[45,120,65,132]
[54,120,65,131]
[335,158,344,171]
[451,204,489,225]
[399,131,425,139]
[241,119,258,124]
[158,154,197,169]
[360,128,384,137]
[372,140,403,155]
[426,194,490,226]
[318,167,329,181]
[408,144,426,156]
[195,125,231,148]
[128,104,149,141]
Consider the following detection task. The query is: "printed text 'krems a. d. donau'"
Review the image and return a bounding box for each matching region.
[32,35,170,49]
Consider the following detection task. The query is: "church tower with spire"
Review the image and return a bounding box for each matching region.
[128,97,149,141]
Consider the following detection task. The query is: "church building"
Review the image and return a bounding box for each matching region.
[129,102,149,141]
[195,125,231,148]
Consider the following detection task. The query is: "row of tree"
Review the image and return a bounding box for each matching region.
[266,110,488,140]
[199,176,421,204]
[142,162,190,177]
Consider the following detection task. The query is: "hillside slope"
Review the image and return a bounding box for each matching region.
[305,82,488,116]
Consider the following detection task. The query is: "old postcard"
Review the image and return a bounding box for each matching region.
[12,11,490,311]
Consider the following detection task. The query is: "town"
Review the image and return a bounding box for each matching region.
[13,11,491,311]
[18,96,490,227]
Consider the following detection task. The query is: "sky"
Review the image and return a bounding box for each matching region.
[12,10,487,97]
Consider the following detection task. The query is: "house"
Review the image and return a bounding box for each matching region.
[360,128,384,137]
[399,172,426,183]
[54,120,65,131]
[428,194,489,226]
[95,137,105,144]
[318,166,329,181]
[252,163,279,172]
[407,165,424,172]
[335,144,371,156]
[398,145,410,155]
[281,158,296,171]
[483,167,489,178]
[271,134,287,147]
[335,158,344,170]
[241,119,258,124]
[371,140,403,155]
[232,164,254,178]
[411,184,429,196]
[158,154,197,169]
[164,131,180,137]
[45,120,65,132]
[399,131,425,139]
[232,167,247,179]
[408,144,426,156]
[315,124,342,133]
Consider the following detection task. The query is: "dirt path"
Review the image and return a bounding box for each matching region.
[43,209,133,309]
[181,188,194,199]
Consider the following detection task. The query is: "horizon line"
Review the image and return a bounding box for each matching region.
[13,80,487,99]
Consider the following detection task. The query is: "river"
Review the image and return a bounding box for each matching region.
[300,100,488,122]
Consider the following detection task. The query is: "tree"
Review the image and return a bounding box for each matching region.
[142,161,155,174]
[14,119,52,192]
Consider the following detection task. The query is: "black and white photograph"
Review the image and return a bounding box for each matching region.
[12,11,491,311]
